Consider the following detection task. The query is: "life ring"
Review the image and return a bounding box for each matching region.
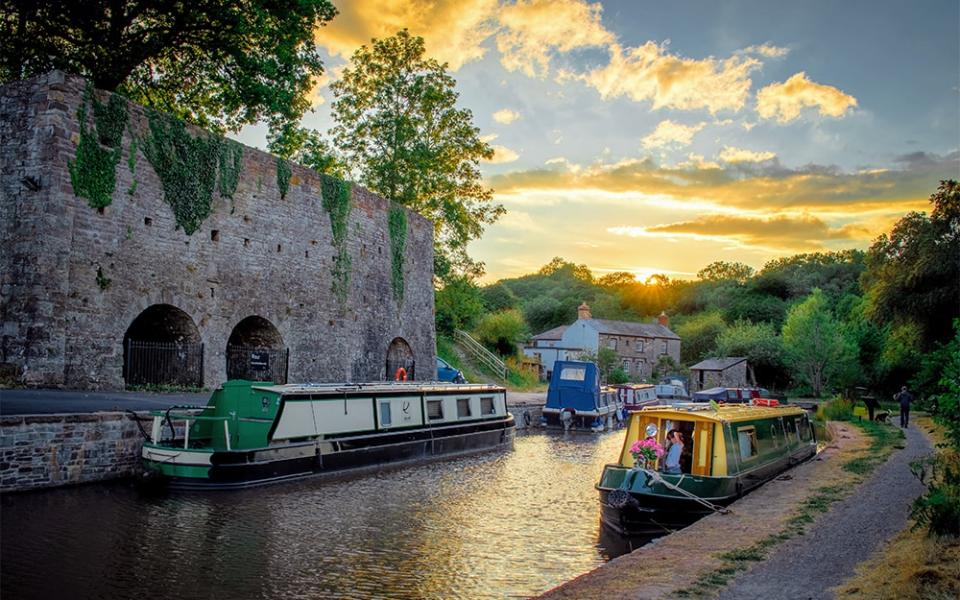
[394,367,408,381]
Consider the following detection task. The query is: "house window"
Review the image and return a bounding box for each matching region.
[607,338,617,350]
[637,340,645,352]
[622,359,630,371]
[624,339,630,347]
[380,401,392,426]
[738,427,758,459]
[481,397,495,415]
[457,398,471,418]
[427,400,443,420]
[661,340,668,355]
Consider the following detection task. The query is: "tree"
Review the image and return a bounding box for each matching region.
[697,261,755,283]
[267,124,347,178]
[576,347,620,384]
[782,289,857,396]
[330,30,503,280]
[481,283,519,313]
[434,276,485,336]
[674,312,728,364]
[473,310,527,356]
[523,296,568,333]
[1,0,337,134]
[713,321,788,389]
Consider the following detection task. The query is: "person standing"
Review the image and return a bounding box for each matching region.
[663,429,684,474]
[894,385,914,428]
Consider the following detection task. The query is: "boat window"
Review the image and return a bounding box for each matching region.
[481,397,495,414]
[427,400,443,420]
[457,398,471,418]
[380,401,392,426]
[727,390,739,401]
[737,426,758,459]
[560,367,586,381]
[770,422,781,447]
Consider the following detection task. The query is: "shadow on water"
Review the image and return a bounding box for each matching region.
[2,430,669,600]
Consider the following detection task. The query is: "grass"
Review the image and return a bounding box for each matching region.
[678,419,903,598]
[436,335,546,392]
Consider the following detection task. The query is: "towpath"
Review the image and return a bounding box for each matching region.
[716,424,931,600]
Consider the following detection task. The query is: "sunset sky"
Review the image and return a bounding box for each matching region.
[235,0,959,283]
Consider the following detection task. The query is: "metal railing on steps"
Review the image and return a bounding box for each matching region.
[453,329,507,381]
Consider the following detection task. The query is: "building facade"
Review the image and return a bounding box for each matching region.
[689,357,749,391]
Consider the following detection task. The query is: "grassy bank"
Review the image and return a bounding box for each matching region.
[436,335,545,392]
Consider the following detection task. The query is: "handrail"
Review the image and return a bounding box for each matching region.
[453,329,507,380]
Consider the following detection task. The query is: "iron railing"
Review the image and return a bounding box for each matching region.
[454,329,507,380]
[226,345,289,384]
[125,340,204,387]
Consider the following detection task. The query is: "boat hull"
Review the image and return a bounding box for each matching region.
[143,415,515,489]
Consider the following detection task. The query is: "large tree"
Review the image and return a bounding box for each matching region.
[782,289,857,397]
[330,30,503,280]
[1,0,336,133]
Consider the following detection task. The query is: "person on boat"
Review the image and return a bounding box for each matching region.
[663,430,684,474]
[894,385,914,428]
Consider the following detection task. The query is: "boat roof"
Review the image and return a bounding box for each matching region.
[249,381,506,395]
[633,403,806,423]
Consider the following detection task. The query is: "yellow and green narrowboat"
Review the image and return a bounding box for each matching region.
[597,403,816,535]
[141,379,515,489]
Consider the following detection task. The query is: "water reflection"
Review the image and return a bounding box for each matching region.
[2,431,662,599]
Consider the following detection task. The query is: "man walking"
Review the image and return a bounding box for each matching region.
[895,385,914,428]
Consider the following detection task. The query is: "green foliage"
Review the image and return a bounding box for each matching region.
[697,261,755,283]
[473,310,528,356]
[319,174,353,302]
[330,30,503,281]
[910,454,960,536]
[141,110,223,235]
[267,123,347,177]
[95,266,111,290]
[388,204,407,303]
[68,85,128,208]
[651,354,682,384]
[674,311,728,364]
[862,181,960,349]
[504,356,542,390]
[3,1,337,135]
[754,250,866,300]
[523,296,569,333]
[576,347,621,384]
[782,289,858,397]
[822,397,854,421]
[481,283,518,313]
[714,320,787,389]
[608,367,630,385]
[276,157,292,199]
[218,141,243,202]
[435,276,485,335]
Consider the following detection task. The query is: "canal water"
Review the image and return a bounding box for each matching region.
[2,431,655,600]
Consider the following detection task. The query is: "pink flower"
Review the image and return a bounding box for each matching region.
[629,437,664,464]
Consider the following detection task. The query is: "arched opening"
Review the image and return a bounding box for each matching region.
[226,316,288,383]
[123,304,203,388]
[385,337,415,381]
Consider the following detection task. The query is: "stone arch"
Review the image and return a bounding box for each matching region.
[385,337,415,381]
[123,304,203,387]
[226,316,288,383]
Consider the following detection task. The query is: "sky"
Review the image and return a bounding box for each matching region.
[234,0,960,284]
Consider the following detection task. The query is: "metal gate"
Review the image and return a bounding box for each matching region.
[125,340,204,387]
[226,345,289,384]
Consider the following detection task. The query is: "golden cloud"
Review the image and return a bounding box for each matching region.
[718,146,777,163]
[319,0,498,71]
[493,108,521,124]
[740,43,790,58]
[757,72,858,122]
[487,144,521,163]
[496,0,614,77]
[641,120,706,149]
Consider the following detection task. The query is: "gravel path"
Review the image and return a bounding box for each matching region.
[716,424,932,600]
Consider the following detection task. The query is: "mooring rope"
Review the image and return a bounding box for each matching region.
[639,468,732,515]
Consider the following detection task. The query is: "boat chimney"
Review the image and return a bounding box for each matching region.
[578,302,592,320]
[657,311,669,327]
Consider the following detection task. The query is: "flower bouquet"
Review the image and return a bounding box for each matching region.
[629,437,665,470]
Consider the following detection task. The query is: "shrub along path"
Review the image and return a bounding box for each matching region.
[715,424,931,600]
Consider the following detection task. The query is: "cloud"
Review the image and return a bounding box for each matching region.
[496,0,615,77]
[641,120,706,149]
[318,0,498,71]
[582,42,761,113]
[718,146,777,163]
[493,108,521,124]
[757,72,858,123]
[487,144,521,163]
[740,43,790,58]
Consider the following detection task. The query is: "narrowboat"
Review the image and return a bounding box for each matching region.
[540,360,623,431]
[614,383,659,412]
[692,387,772,404]
[597,403,816,535]
[141,379,515,489]
[655,379,690,403]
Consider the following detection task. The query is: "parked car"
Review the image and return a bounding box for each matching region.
[436,357,466,383]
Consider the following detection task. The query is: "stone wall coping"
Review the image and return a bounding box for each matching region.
[1,411,151,426]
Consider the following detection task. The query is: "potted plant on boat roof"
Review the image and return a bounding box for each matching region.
[630,437,664,470]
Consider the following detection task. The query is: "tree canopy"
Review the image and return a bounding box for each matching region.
[330,30,503,281]
[1,0,337,133]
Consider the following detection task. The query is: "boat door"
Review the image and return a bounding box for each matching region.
[691,420,714,476]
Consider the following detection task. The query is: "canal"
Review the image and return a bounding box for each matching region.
[1,431,655,599]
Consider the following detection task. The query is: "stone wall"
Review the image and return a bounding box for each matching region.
[0,72,436,389]
[0,412,151,491]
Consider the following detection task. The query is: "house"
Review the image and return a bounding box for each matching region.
[689,357,749,391]
[523,302,681,381]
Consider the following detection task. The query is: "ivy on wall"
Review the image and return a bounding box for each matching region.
[388,203,407,304]
[67,84,128,208]
[276,157,292,199]
[219,141,243,210]
[126,135,139,196]
[141,110,223,235]
[320,174,353,303]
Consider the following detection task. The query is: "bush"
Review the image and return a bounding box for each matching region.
[911,452,960,536]
[822,397,855,421]
[473,309,528,356]
[609,367,629,384]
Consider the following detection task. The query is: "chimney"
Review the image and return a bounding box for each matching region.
[578,302,592,320]
[657,311,669,327]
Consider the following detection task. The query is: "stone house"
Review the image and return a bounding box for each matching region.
[523,302,681,381]
[689,357,749,391]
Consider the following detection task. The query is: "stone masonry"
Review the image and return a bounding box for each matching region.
[0,72,436,389]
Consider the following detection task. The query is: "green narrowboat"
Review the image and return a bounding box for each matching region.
[141,380,515,489]
[597,403,816,535]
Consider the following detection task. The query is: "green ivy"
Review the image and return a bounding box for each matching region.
[95,266,112,290]
[67,84,128,208]
[127,135,139,195]
[219,141,243,203]
[389,203,407,303]
[320,174,353,302]
[276,157,292,199]
[141,111,223,235]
